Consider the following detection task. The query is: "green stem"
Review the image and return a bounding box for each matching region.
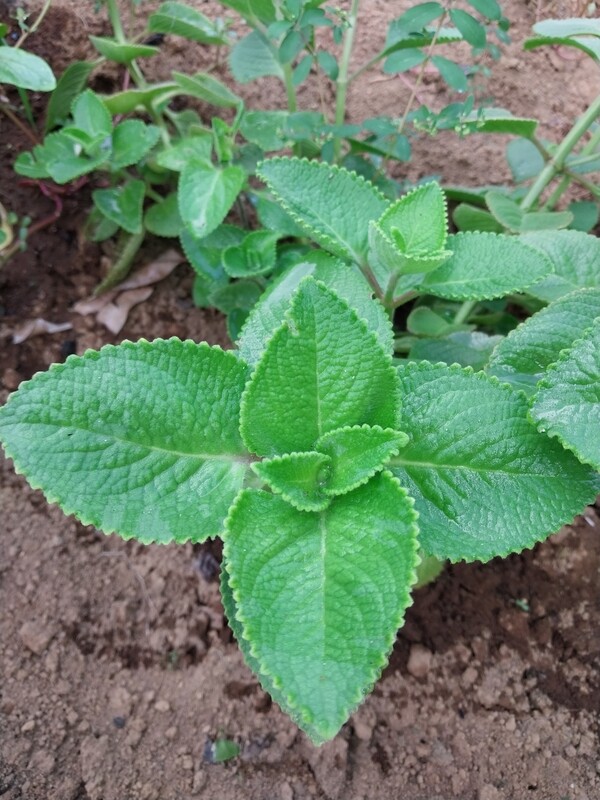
[392,289,418,308]
[282,62,298,112]
[348,49,385,84]
[359,262,385,302]
[520,93,600,212]
[453,299,476,324]
[333,0,360,162]
[543,125,600,211]
[94,230,144,294]
[106,0,126,43]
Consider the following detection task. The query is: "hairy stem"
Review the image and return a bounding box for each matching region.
[95,230,145,294]
[333,0,360,162]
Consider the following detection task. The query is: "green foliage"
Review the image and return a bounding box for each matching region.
[0,45,56,91]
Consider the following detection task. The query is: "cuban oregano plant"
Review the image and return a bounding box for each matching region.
[2,157,599,744]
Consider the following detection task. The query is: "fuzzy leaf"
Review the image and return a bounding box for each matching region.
[222,230,279,277]
[155,134,213,171]
[144,193,183,237]
[252,451,332,511]
[237,254,393,364]
[523,230,600,302]
[111,120,160,170]
[487,288,600,393]
[390,362,600,562]
[316,425,408,496]
[410,331,502,370]
[92,179,145,235]
[378,182,448,254]
[257,157,389,263]
[223,471,419,743]
[530,320,600,470]
[72,90,112,141]
[420,232,552,300]
[240,278,400,456]
[179,163,245,238]
[0,340,250,544]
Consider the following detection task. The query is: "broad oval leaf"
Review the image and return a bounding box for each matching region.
[257,157,389,263]
[223,471,419,744]
[111,120,160,170]
[148,2,228,45]
[420,232,552,300]
[92,179,145,235]
[530,320,600,470]
[390,362,600,562]
[0,340,250,544]
[487,288,600,393]
[230,30,284,83]
[523,230,600,302]
[0,46,56,91]
[240,278,400,456]
[179,163,246,239]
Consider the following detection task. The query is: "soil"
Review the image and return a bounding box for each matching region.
[1,1,600,798]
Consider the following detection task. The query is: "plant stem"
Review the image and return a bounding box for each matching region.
[392,289,418,307]
[543,125,600,210]
[348,50,385,85]
[520,93,600,212]
[332,0,360,162]
[454,299,476,324]
[95,230,144,294]
[282,63,298,112]
[14,0,52,49]
[359,261,385,301]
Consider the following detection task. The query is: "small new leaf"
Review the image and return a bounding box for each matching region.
[252,451,332,511]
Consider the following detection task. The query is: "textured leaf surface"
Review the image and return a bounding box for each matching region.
[420,232,552,300]
[230,30,284,82]
[224,471,419,743]
[241,279,400,456]
[179,163,245,238]
[389,362,600,562]
[316,425,408,496]
[488,288,600,393]
[378,182,448,254]
[237,255,393,365]
[0,340,250,544]
[523,230,600,302]
[148,2,228,44]
[257,158,388,263]
[252,451,332,511]
[530,320,600,470]
[92,179,145,234]
[111,120,160,170]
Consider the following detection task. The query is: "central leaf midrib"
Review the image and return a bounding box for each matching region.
[390,455,569,478]
[25,421,249,463]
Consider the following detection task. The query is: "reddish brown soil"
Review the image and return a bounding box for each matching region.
[1,1,600,798]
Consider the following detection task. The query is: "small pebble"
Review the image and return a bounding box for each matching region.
[154,700,170,713]
[113,716,126,729]
[407,644,433,679]
[21,720,35,733]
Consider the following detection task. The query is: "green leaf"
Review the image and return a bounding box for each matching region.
[218,0,277,25]
[181,225,243,299]
[92,179,146,235]
[465,0,501,20]
[395,3,444,32]
[255,195,304,236]
[15,131,109,184]
[485,191,523,231]
[378,182,448,254]
[89,35,159,63]
[390,362,600,562]
[252,451,332,511]
[292,53,313,86]
[237,254,393,364]
[383,48,426,73]
[410,331,502,370]
[111,120,160,170]
[45,61,94,131]
[101,82,179,116]
[459,109,537,137]
[449,9,486,47]
[383,24,462,57]
[172,71,242,108]
[212,739,240,763]
[487,287,600,394]
[420,232,552,300]
[148,2,228,45]
[452,203,503,233]
[257,157,388,263]
[72,90,112,141]
[506,137,545,183]
[530,320,600,470]
[0,46,56,91]
[240,110,288,151]
[0,340,250,544]
[210,280,262,314]
[179,162,245,238]
[568,200,599,233]
[316,424,408,496]
[524,33,600,62]
[230,30,284,83]
[279,29,305,63]
[431,56,467,92]
[520,210,573,232]
[240,278,399,456]
[406,306,468,336]
[144,193,183,237]
[155,134,213,171]
[222,230,279,277]
[316,49,338,79]
[523,230,600,302]
[224,471,418,743]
